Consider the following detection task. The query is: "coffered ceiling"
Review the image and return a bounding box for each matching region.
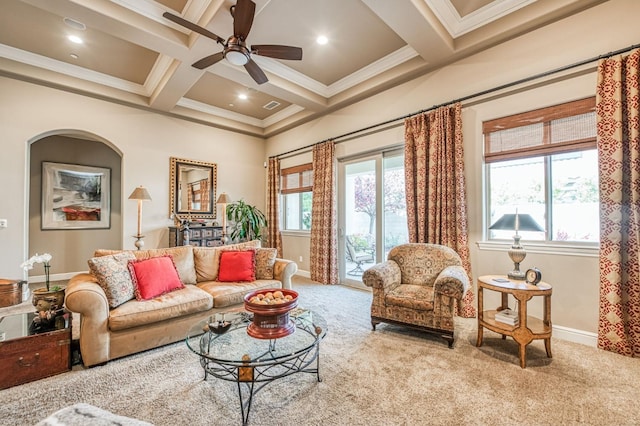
[0,0,605,138]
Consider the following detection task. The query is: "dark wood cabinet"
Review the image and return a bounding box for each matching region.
[168,225,226,247]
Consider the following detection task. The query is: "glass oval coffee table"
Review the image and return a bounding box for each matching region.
[186,308,327,425]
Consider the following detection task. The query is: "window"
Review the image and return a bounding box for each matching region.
[281,164,313,231]
[484,97,599,243]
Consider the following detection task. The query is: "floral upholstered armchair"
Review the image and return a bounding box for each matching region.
[362,243,470,348]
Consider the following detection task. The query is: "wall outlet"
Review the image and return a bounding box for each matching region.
[0,219,7,228]
[298,256,303,262]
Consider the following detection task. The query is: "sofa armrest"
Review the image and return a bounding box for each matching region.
[274,258,297,290]
[362,260,401,292]
[434,265,470,300]
[64,273,111,367]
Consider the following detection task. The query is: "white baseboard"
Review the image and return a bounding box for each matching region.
[552,324,597,347]
[295,270,311,279]
[30,271,84,283]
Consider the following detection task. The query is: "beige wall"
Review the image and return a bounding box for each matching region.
[0,77,266,282]
[266,0,640,338]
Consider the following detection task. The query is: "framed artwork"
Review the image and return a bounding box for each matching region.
[42,162,111,230]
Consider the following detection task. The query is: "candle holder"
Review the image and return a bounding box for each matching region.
[133,234,145,250]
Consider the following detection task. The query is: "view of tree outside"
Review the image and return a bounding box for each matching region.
[346,155,408,262]
[489,149,599,242]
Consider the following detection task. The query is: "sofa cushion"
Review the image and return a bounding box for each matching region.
[128,256,185,300]
[255,248,277,280]
[95,246,196,285]
[108,285,213,331]
[197,279,281,308]
[88,252,137,308]
[217,250,256,282]
[193,240,262,282]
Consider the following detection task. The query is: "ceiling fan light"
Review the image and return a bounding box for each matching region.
[226,50,249,66]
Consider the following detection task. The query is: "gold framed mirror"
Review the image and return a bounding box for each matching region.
[169,157,217,220]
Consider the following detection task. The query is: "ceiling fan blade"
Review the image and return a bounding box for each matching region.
[192,52,225,69]
[251,45,303,61]
[244,59,268,85]
[163,12,225,45]
[233,0,256,40]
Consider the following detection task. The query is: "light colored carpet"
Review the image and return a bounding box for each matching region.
[1,277,639,425]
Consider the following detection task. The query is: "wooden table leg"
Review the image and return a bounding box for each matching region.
[544,338,552,358]
[519,343,527,369]
[476,285,484,347]
[544,294,552,358]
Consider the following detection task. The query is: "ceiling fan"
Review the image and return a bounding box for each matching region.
[163,0,303,85]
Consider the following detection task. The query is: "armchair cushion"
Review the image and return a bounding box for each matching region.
[386,284,434,311]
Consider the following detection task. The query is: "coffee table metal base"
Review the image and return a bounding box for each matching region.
[200,338,322,425]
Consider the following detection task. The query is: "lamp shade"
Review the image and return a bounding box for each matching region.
[489,213,544,232]
[128,186,152,201]
[216,192,231,204]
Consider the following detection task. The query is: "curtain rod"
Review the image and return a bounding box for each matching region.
[270,43,640,160]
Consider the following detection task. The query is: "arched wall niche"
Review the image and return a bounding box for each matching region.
[27,129,123,277]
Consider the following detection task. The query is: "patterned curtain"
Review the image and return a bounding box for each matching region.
[404,103,475,317]
[266,158,283,257]
[310,141,338,284]
[596,48,640,356]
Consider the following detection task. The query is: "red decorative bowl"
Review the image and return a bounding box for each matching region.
[243,289,299,339]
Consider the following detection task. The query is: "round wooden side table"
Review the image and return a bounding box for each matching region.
[476,275,552,368]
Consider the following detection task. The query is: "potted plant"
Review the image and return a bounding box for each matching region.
[226,199,267,242]
[21,253,65,312]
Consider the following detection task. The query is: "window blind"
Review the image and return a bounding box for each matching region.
[281,163,313,194]
[483,97,596,163]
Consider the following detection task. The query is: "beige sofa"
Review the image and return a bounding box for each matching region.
[65,242,297,367]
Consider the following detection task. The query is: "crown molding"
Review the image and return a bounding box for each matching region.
[424,0,536,37]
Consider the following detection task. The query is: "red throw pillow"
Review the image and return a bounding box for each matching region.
[128,255,185,300]
[217,250,256,282]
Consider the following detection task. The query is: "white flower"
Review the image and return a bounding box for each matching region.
[21,253,52,270]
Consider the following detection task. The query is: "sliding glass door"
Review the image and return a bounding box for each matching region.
[338,150,408,287]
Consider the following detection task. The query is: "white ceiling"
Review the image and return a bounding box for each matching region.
[0,0,606,138]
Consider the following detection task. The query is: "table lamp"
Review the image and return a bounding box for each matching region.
[128,186,152,250]
[216,192,231,244]
[489,210,544,280]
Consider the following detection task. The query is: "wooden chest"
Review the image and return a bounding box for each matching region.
[0,278,23,308]
[0,312,71,389]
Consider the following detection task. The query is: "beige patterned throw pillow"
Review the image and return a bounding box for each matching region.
[88,252,136,308]
[255,248,277,280]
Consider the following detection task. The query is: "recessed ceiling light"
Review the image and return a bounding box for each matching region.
[238,93,248,100]
[67,35,83,44]
[316,35,328,45]
[63,17,86,31]
[70,53,79,59]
